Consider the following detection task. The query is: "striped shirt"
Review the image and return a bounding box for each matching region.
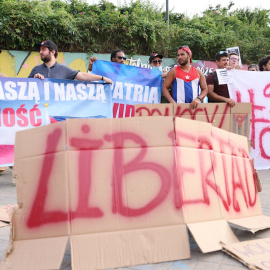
[172,66,200,103]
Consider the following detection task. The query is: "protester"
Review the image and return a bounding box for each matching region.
[88,49,126,71]
[206,51,235,107]
[258,55,270,71]
[28,40,112,84]
[228,51,242,69]
[248,64,258,71]
[162,46,207,110]
[149,53,167,78]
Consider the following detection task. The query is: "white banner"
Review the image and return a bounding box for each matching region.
[228,69,270,169]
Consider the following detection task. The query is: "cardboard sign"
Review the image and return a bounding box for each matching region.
[1,116,269,270]
[134,103,251,140]
[222,238,270,269]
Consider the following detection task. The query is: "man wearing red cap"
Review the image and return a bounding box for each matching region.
[162,46,207,110]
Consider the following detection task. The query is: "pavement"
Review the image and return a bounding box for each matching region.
[0,168,270,270]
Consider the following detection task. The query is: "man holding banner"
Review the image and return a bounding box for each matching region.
[162,46,207,110]
[28,40,113,84]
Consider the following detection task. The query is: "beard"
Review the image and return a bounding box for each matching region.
[41,53,51,63]
[179,59,188,66]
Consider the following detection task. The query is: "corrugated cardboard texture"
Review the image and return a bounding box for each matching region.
[222,238,270,270]
[134,103,251,141]
[71,225,189,270]
[188,220,238,253]
[0,236,68,270]
[134,103,173,116]
[4,116,190,270]
[2,115,267,270]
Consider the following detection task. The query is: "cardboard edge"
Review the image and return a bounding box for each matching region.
[70,225,190,270]
[187,219,239,253]
[227,215,270,234]
[0,236,68,270]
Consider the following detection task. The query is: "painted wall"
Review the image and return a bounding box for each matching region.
[0,49,248,78]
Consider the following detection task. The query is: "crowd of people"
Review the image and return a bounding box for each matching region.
[1,40,270,110]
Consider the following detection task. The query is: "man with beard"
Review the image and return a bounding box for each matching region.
[88,49,126,71]
[162,45,207,110]
[28,40,113,84]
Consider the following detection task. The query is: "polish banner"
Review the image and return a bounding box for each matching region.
[228,69,270,169]
[92,60,163,118]
[0,77,113,165]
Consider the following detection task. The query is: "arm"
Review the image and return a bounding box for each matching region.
[75,72,113,84]
[189,69,208,110]
[88,57,97,72]
[162,68,176,103]
[207,84,235,107]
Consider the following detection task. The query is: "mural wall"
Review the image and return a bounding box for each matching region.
[0,49,247,78]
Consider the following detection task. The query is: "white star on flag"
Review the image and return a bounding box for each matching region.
[185,75,190,79]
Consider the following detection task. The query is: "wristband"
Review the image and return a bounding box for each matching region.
[101,76,104,81]
[197,96,202,101]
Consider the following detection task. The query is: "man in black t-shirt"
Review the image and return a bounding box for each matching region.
[206,51,235,107]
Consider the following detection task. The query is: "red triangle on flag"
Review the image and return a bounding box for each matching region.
[233,113,248,127]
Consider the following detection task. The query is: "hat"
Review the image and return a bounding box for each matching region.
[178,46,193,63]
[40,40,58,51]
[149,53,163,63]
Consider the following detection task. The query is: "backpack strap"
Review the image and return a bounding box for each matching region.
[212,71,217,87]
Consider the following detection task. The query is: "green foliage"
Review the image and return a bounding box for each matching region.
[0,0,270,63]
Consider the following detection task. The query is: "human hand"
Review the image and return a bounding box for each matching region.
[88,57,97,71]
[226,98,235,107]
[34,73,44,80]
[103,76,113,84]
[189,98,200,110]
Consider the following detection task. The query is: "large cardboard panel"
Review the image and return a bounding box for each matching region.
[222,238,270,270]
[71,225,190,270]
[211,126,249,158]
[13,121,66,160]
[3,116,191,270]
[135,103,251,143]
[134,103,173,116]
[68,147,184,235]
[66,117,174,150]
[0,236,68,270]
[175,117,212,149]
[175,147,222,223]
[211,152,262,220]
[188,220,238,253]
[13,152,70,241]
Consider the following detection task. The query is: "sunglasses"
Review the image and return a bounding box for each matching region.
[230,57,239,61]
[152,60,162,64]
[117,56,127,60]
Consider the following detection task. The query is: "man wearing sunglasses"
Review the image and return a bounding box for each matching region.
[88,49,126,71]
[162,46,207,110]
[206,51,235,107]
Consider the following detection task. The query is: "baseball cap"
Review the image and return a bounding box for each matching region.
[178,46,192,63]
[149,53,163,63]
[40,40,58,51]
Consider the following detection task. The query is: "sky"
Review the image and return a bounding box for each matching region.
[86,0,270,17]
